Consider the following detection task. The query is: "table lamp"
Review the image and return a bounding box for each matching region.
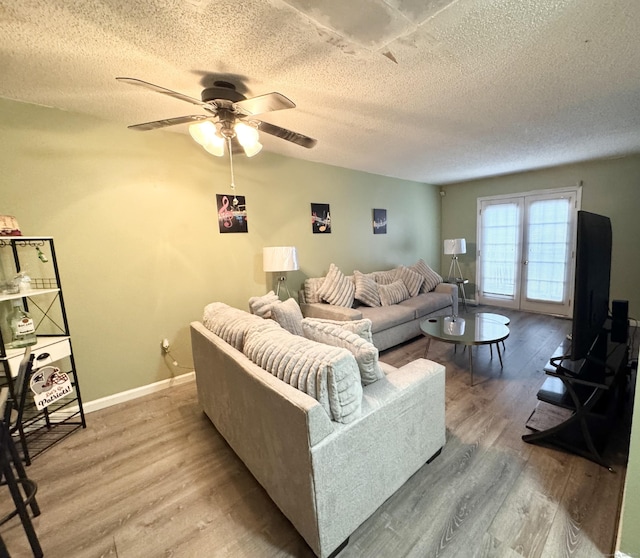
[263,246,299,298]
[444,238,466,281]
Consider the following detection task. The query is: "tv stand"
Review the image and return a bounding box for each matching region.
[523,327,628,471]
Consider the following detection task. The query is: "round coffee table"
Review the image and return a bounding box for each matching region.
[420,313,510,385]
[477,312,510,351]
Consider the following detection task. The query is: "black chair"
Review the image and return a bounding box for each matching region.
[1,348,43,557]
[5,347,37,466]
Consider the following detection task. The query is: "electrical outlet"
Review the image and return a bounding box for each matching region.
[161,338,170,352]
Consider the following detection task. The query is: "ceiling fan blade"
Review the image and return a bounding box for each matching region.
[235,92,295,116]
[127,115,209,131]
[116,77,209,108]
[256,120,317,148]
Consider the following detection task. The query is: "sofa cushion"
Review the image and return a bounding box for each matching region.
[270,297,304,336]
[301,319,385,385]
[359,304,416,334]
[411,259,443,293]
[397,292,454,319]
[248,290,280,318]
[243,328,362,424]
[301,317,374,344]
[353,270,381,307]
[378,280,411,306]
[203,302,281,351]
[394,266,425,298]
[317,263,355,308]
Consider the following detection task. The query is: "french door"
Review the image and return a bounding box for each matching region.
[477,187,581,316]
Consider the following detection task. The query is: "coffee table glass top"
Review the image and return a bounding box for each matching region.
[478,312,510,326]
[420,313,509,345]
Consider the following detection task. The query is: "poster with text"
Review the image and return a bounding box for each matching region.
[217,194,248,233]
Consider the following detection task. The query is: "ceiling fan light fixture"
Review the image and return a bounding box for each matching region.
[203,134,225,157]
[242,141,263,158]
[188,120,217,146]
[234,121,259,146]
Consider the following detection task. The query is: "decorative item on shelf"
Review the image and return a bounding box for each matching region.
[0,215,21,236]
[444,238,466,281]
[35,246,48,263]
[6,299,37,349]
[15,271,32,293]
[263,246,299,298]
[0,278,20,295]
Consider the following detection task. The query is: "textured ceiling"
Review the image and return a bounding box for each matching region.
[2,0,640,184]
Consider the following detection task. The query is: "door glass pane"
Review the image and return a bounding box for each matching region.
[481,202,520,299]
[525,198,571,303]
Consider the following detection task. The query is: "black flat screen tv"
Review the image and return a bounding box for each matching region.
[570,210,612,361]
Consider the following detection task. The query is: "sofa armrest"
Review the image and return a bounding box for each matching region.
[300,302,363,321]
[435,282,458,315]
[310,358,445,554]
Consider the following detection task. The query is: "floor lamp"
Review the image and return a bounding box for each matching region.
[263,246,299,298]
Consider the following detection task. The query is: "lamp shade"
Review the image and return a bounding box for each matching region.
[444,238,466,255]
[263,246,299,272]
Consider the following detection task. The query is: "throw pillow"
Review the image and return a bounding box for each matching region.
[243,328,362,424]
[411,259,443,293]
[301,320,384,385]
[378,280,411,306]
[303,277,325,304]
[394,266,424,298]
[316,263,356,308]
[270,298,304,336]
[302,317,374,344]
[353,270,381,307]
[248,290,280,318]
[373,269,398,285]
[203,302,271,351]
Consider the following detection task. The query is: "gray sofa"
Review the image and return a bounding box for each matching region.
[191,306,446,558]
[300,265,458,351]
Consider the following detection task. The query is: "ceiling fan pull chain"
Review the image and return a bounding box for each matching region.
[226,137,239,206]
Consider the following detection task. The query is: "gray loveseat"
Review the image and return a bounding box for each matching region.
[191,303,446,558]
[300,261,458,351]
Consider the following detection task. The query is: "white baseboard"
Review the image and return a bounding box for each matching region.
[82,371,195,414]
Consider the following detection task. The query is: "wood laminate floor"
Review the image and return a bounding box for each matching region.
[1,307,635,557]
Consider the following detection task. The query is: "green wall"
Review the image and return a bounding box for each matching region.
[440,156,640,318]
[441,159,640,556]
[0,98,440,402]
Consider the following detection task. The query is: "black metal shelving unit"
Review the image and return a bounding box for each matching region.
[0,237,86,464]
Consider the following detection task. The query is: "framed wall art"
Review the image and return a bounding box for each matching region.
[217,194,248,233]
[373,208,387,234]
[311,203,331,234]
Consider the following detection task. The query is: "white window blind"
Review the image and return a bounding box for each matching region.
[525,198,572,303]
[480,202,520,300]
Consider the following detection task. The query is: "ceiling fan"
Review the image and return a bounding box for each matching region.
[116,77,317,158]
